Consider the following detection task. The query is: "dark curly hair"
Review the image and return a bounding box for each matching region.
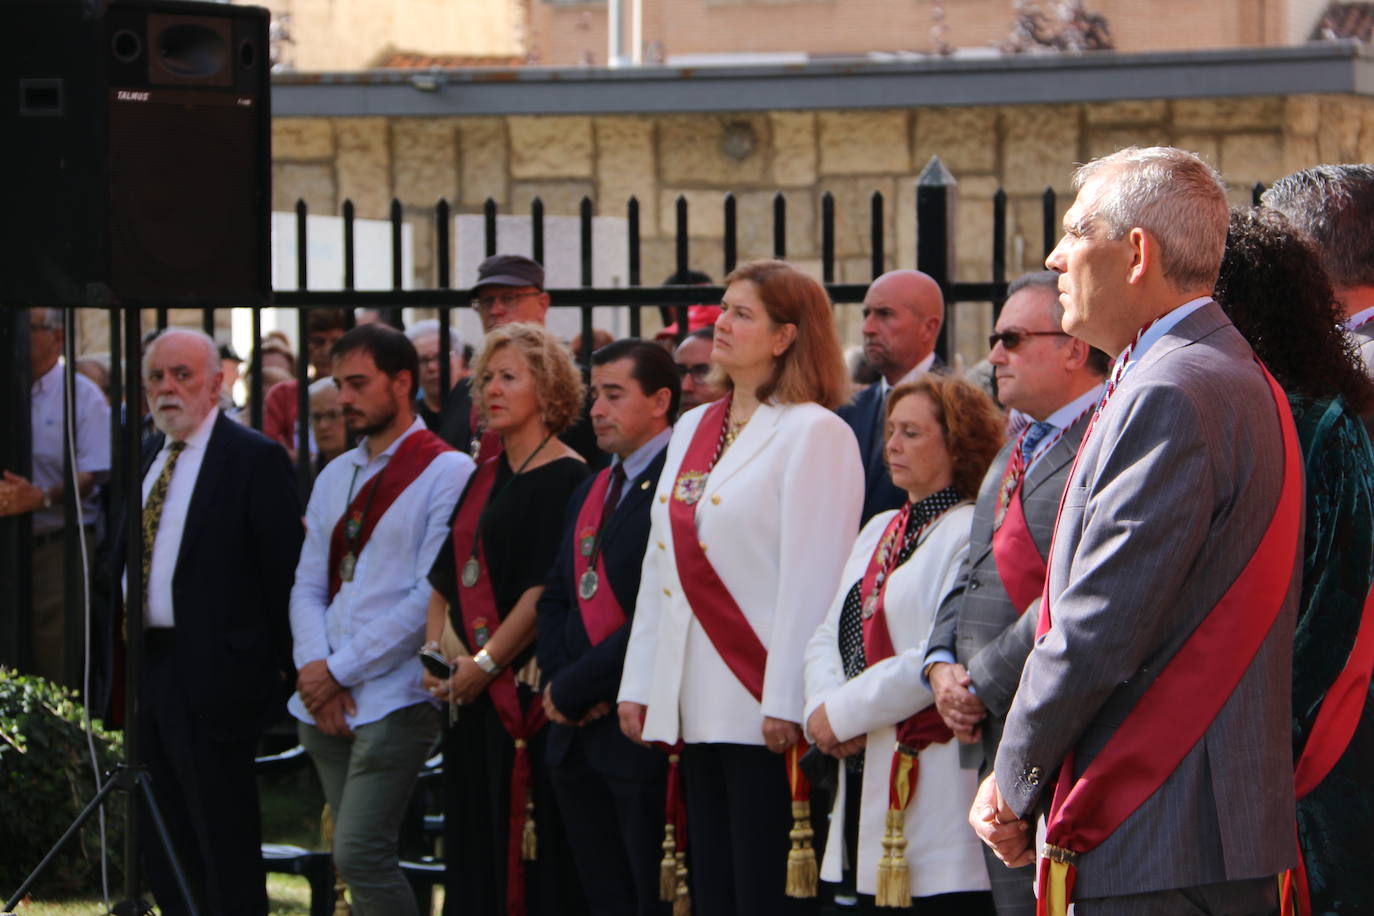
[1214,208,1373,414]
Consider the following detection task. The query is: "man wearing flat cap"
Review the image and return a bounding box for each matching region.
[451,254,601,464]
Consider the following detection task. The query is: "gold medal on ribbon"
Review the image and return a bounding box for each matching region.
[578,569,599,600]
[340,552,356,583]
[461,557,480,588]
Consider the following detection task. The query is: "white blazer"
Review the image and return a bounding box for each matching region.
[618,400,863,746]
[802,503,990,898]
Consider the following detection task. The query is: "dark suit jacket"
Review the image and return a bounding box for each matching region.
[136,413,304,740]
[837,357,944,525]
[928,410,1090,771]
[536,446,667,778]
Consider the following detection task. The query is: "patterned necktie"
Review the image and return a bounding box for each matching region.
[1019,420,1055,465]
[142,440,186,608]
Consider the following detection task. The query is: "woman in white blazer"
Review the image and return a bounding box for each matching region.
[804,374,1003,915]
[617,259,863,915]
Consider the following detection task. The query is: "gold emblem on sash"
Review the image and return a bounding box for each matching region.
[340,552,356,583]
[673,471,708,505]
[578,529,596,558]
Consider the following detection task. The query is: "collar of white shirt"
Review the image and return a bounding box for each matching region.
[32,359,63,396]
[878,351,937,398]
[1343,305,1374,331]
[344,416,428,471]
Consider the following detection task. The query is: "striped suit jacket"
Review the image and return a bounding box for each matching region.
[995,302,1301,898]
[927,410,1090,773]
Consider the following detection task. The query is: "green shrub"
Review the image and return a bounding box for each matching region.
[0,668,125,896]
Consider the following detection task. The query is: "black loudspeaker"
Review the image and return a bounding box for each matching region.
[3,0,271,307]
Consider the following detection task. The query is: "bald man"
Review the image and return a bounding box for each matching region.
[837,269,946,523]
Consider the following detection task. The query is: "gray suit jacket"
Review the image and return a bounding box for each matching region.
[928,411,1090,772]
[995,302,1301,898]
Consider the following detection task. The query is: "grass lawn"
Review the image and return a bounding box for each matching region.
[5,744,448,915]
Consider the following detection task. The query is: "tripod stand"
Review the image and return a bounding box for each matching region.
[3,305,203,916]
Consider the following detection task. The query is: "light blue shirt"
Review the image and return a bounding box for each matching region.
[1023,384,1105,474]
[1110,296,1212,388]
[612,427,673,506]
[289,417,475,728]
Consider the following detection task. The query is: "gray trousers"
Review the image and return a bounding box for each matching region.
[299,702,439,916]
[1075,875,1279,916]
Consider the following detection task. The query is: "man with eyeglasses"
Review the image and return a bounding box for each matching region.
[673,326,726,413]
[923,270,1106,916]
[0,308,111,696]
[837,269,946,524]
[403,319,466,449]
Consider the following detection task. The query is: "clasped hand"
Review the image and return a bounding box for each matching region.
[805,704,866,758]
[421,654,494,707]
[929,661,987,744]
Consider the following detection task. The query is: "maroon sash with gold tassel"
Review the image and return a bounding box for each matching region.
[1033,363,1302,916]
[327,428,451,601]
[666,395,817,897]
[450,457,548,916]
[572,467,629,644]
[856,505,956,907]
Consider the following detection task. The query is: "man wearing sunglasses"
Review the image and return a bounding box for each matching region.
[923,270,1107,915]
[673,326,726,413]
[837,269,946,524]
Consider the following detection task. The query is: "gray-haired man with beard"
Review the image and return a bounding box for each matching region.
[136,328,303,915]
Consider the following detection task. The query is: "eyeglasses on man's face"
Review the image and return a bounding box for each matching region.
[470,290,541,311]
[987,329,1068,352]
[675,362,711,381]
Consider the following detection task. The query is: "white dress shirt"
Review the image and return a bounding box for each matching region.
[877,351,938,399]
[141,407,219,627]
[31,361,111,535]
[1343,305,1374,331]
[289,418,474,728]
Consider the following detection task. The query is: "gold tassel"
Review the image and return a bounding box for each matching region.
[672,849,691,916]
[785,799,818,898]
[659,823,678,902]
[521,797,538,861]
[875,808,909,907]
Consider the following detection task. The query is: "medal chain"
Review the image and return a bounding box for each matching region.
[462,432,555,581]
[340,462,384,582]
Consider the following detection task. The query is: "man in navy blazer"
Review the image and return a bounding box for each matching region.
[837,270,945,524]
[537,339,679,915]
[135,329,303,916]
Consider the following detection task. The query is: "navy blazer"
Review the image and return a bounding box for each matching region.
[536,445,668,776]
[134,413,304,740]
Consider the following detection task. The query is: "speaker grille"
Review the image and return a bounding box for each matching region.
[108,89,263,302]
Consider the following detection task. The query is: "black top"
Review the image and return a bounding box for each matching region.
[430,455,590,639]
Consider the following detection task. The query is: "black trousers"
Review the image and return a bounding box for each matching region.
[547,730,669,916]
[441,694,588,916]
[140,634,267,916]
[680,742,819,916]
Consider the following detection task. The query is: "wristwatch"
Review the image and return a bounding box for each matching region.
[473,647,501,676]
[40,487,52,510]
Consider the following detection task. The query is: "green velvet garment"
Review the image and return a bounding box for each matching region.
[1289,394,1374,916]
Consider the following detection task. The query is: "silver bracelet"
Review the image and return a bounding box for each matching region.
[473,647,501,676]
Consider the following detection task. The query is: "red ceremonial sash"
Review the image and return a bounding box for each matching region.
[1278,580,1374,916]
[990,475,1050,616]
[449,456,548,916]
[668,397,768,703]
[573,467,628,646]
[326,428,452,601]
[1033,364,1302,916]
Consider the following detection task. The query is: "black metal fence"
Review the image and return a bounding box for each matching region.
[0,156,1270,684]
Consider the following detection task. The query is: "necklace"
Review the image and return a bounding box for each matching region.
[460,432,555,588]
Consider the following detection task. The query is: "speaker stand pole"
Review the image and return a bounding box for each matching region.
[1,303,203,916]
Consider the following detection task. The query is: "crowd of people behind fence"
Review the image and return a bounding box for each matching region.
[4,149,1374,916]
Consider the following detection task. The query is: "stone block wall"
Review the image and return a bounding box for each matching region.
[260,92,1374,365]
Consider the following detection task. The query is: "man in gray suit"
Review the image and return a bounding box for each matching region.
[973,147,1301,915]
[925,269,1107,915]
[1261,165,1374,374]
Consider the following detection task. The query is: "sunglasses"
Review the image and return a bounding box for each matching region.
[988,330,1069,351]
